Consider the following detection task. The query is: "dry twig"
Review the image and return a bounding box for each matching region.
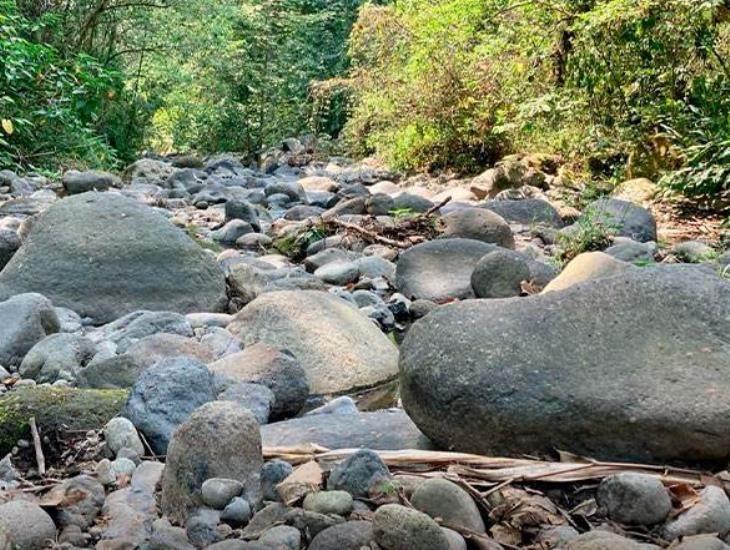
[29,416,46,476]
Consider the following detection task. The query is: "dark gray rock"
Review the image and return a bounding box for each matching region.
[395,238,496,301]
[262,410,433,451]
[471,249,530,298]
[123,356,216,454]
[586,198,657,243]
[596,473,671,525]
[77,353,142,389]
[400,266,730,462]
[0,192,227,323]
[258,525,301,550]
[161,401,263,524]
[261,459,294,502]
[309,521,374,550]
[225,199,260,230]
[327,449,391,498]
[62,170,120,194]
[221,497,252,526]
[0,293,59,366]
[482,198,563,227]
[441,207,515,248]
[392,193,433,213]
[373,504,450,550]
[0,229,20,270]
[185,507,220,547]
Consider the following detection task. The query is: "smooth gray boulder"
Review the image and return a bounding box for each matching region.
[19,333,96,383]
[400,266,730,462]
[227,291,398,395]
[395,238,496,301]
[0,192,227,323]
[0,293,60,366]
[482,198,563,227]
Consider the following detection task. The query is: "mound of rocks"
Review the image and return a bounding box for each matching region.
[400,266,730,462]
[0,192,227,323]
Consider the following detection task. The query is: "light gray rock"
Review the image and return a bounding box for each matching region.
[213,219,254,244]
[441,207,515,248]
[228,291,398,395]
[671,535,730,549]
[0,500,56,549]
[400,266,730,462]
[671,240,717,263]
[395,238,496,301]
[596,473,671,525]
[125,333,213,372]
[161,401,263,524]
[122,356,216,454]
[315,260,360,285]
[412,478,485,533]
[202,478,244,510]
[373,504,450,550]
[0,192,227,323]
[104,417,145,457]
[664,486,730,541]
[93,310,194,353]
[185,507,221,547]
[303,491,353,516]
[0,293,59,366]
[19,332,95,383]
[305,396,359,417]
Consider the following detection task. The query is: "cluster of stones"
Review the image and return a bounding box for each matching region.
[0,139,727,548]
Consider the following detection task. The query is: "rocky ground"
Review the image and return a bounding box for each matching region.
[0,138,728,549]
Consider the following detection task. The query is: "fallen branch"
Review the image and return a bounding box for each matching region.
[262,446,726,489]
[325,217,415,249]
[29,416,46,476]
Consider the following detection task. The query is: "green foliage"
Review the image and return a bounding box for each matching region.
[140,0,377,155]
[556,207,617,263]
[343,0,730,196]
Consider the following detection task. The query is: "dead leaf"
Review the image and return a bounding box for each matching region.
[1,119,13,135]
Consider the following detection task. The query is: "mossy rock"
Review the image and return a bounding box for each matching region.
[0,387,128,454]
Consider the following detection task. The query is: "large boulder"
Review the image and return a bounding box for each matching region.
[0,293,59,366]
[227,291,398,395]
[482,198,563,228]
[395,238,496,301]
[439,208,515,248]
[400,266,730,462]
[161,401,263,524]
[62,170,120,194]
[0,192,227,323]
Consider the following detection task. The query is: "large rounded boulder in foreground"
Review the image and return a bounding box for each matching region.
[0,192,227,324]
[227,290,398,395]
[400,266,730,462]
